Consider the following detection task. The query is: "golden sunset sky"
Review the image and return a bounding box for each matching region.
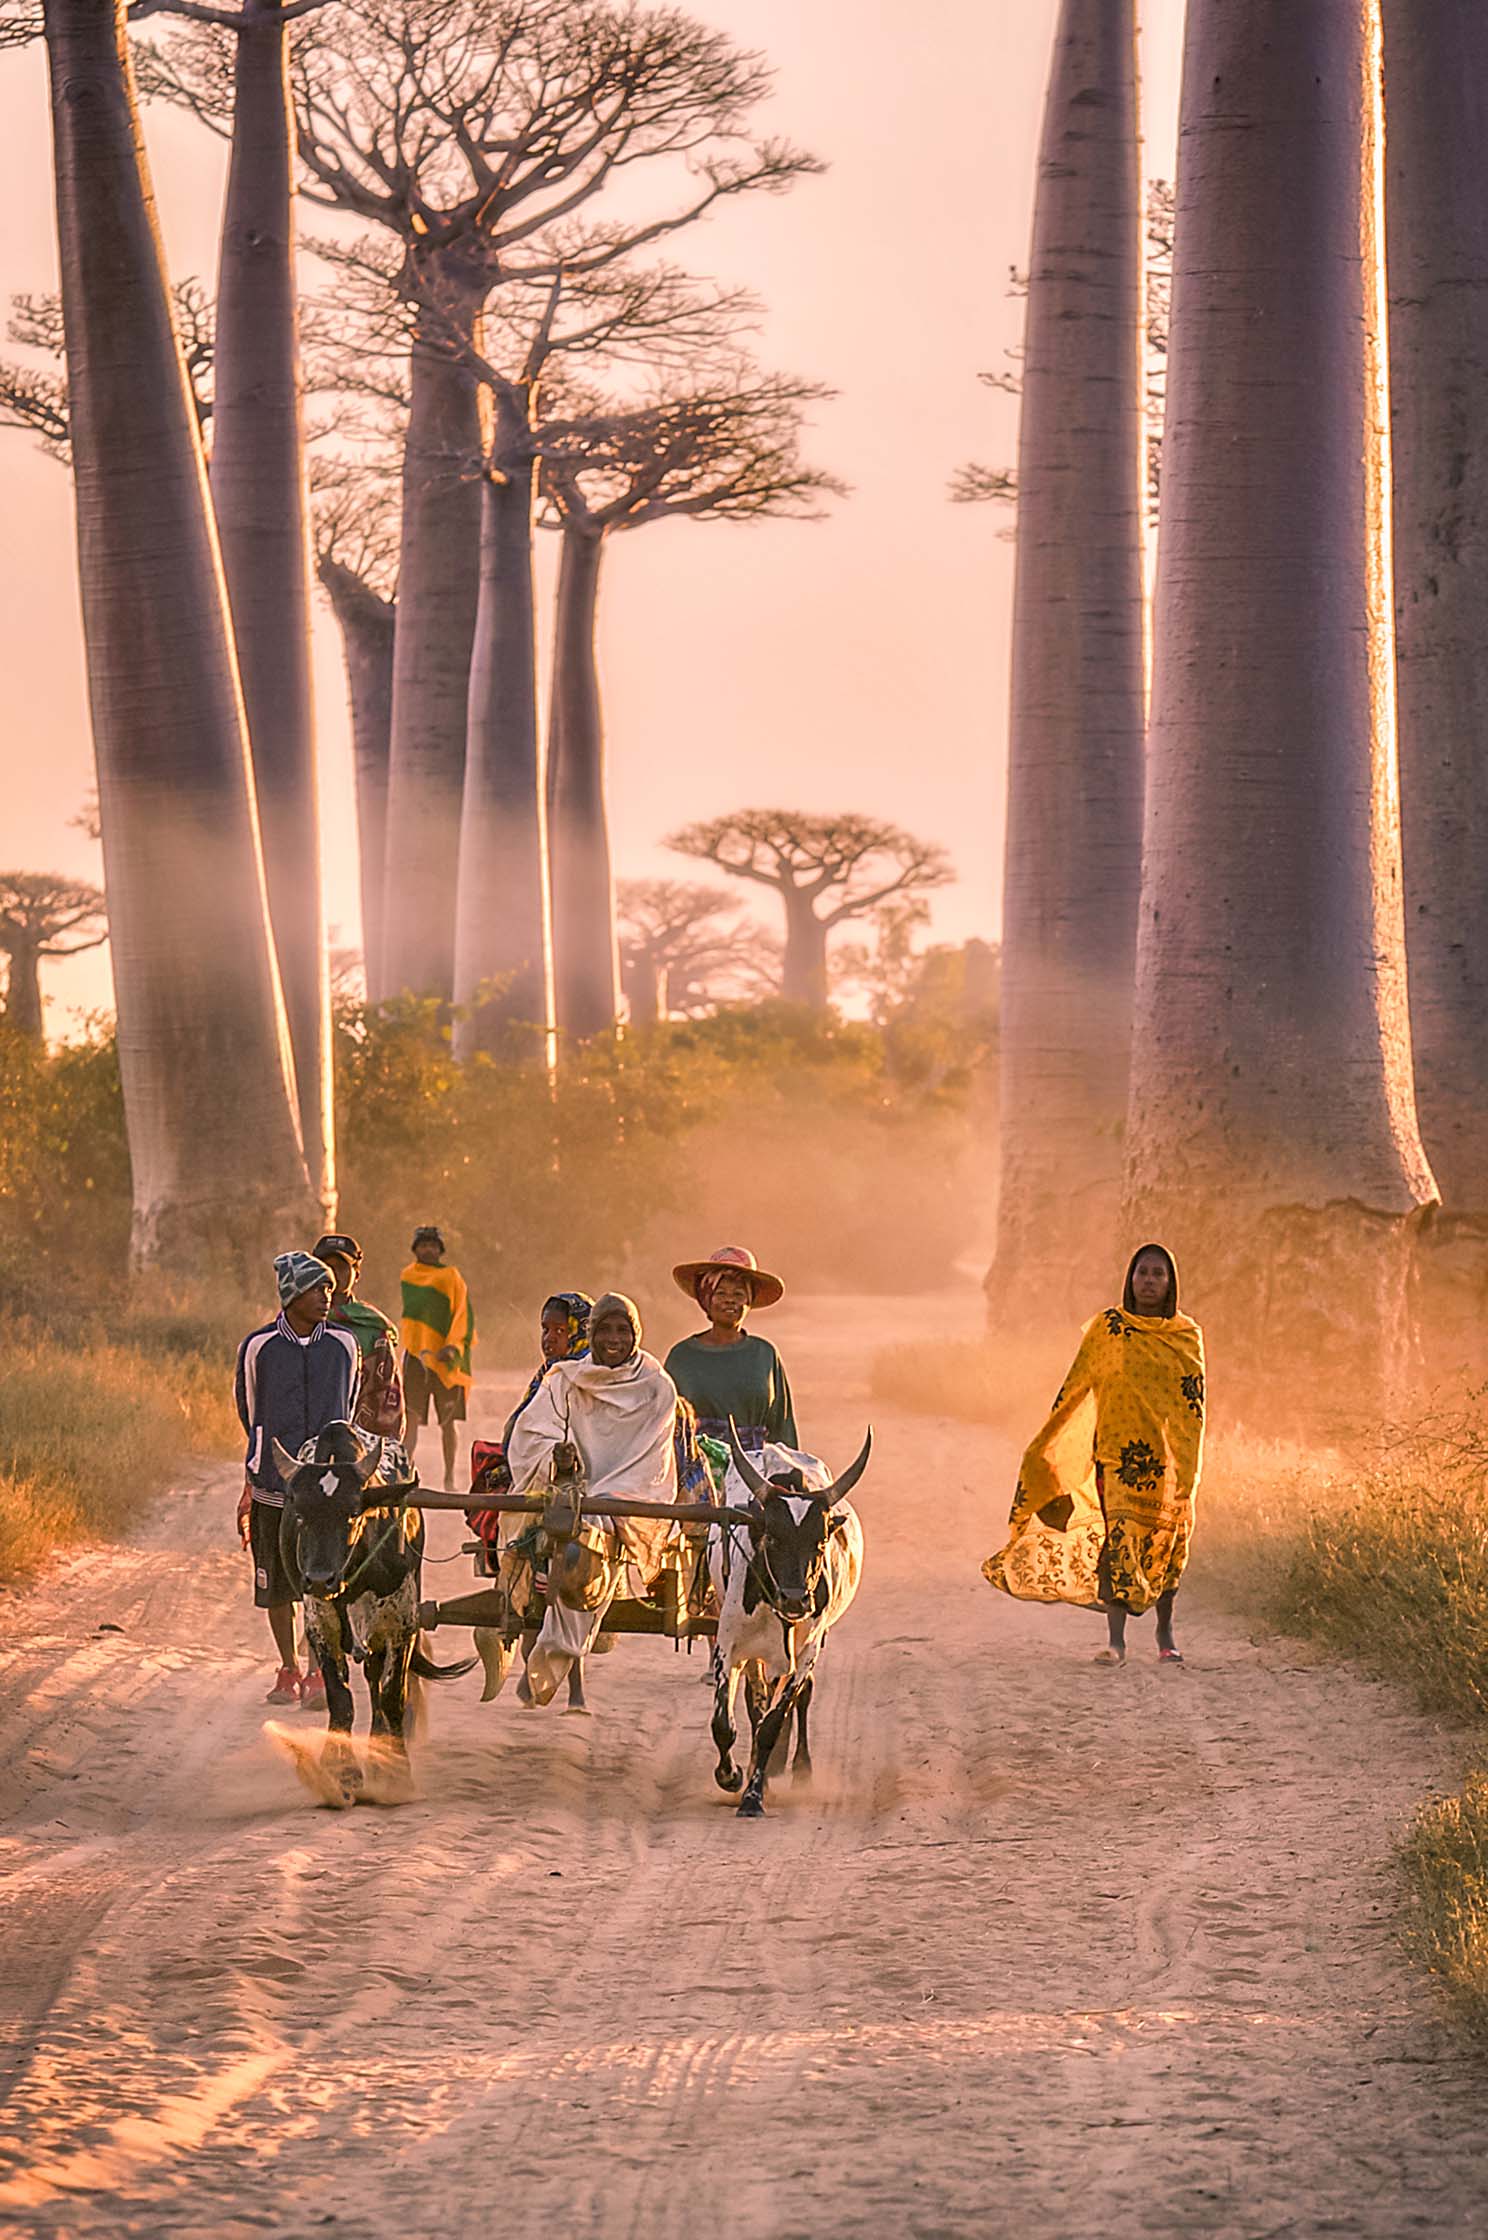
[0,0,1184,1031]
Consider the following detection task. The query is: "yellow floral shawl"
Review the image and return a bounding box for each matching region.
[982,1308,1206,1614]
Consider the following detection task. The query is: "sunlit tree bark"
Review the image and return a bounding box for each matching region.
[1382,1,1488,1242]
[203,0,331,1210]
[986,0,1146,1329]
[319,560,394,995]
[545,523,617,1042]
[1126,0,1435,1404]
[40,0,313,1269]
[452,381,547,1056]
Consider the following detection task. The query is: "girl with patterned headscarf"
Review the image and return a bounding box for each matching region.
[501,1290,594,1444]
[982,1244,1206,1665]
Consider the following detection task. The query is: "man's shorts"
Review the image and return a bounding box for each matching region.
[249,1498,297,1609]
[403,1352,468,1428]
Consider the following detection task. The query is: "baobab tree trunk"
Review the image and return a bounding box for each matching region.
[622,953,665,1026]
[781,890,828,1009]
[320,561,394,1003]
[1382,0,1488,1364]
[1,941,43,1040]
[211,0,332,1217]
[451,405,549,1058]
[987,0,1146,1330]
[1126,0,1436,1408]
[379,268,485,1001]
[547,526,620,1043]
[42,0,313,1273]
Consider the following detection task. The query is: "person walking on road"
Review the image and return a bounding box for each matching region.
[400,1225,474,1490]
[982,1243,1206,1664]
[314,1231,405,1440]
[234,1251,362,1706]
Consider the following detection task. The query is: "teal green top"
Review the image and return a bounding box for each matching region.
[663,1332,798,1445]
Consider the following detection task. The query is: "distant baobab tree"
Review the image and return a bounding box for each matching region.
[8,0,316,1268]
[1127,0,1435,1402]
[668,811,953,1011]
[1382,0,1488,1240]
[617,878,776,1024]
[0,873,107,1040]
[542,371,842,1045]
[978,0,1148,1326]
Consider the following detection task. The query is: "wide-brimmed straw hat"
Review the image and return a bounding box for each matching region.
[671,1244,785,1311]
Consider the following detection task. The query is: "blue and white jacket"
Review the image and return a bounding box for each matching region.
[234,1315,361,1508]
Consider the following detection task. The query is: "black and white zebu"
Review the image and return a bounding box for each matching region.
[709,1423,870,1818]
[273,1422,474,1805]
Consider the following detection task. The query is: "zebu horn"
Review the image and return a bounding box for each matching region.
[725,1418,770,1501]
[271,1436,301,1484]
[353,1435,386,1485]
[816,1428,873,1507]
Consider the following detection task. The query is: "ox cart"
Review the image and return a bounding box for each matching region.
[407,1477,750,1652]
[407,1426,871,1816]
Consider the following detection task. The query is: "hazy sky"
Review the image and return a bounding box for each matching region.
[0,0,1184,1031]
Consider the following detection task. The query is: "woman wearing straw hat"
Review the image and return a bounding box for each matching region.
[665,1246,798,1450]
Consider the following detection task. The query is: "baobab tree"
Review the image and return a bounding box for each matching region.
[1127,0,1435,1400]
[312,457,399,993]
[668,811,953,1011]
[1382,1,1488,1255]
[428,260,765,1057]
[0,873,107,1039]
[542,371,841,1043]
[12,0,314,1268]
[258,0,816,1003]
[617,878,774,1023]
[133,0,335,1213]
[968,0,1147,1326]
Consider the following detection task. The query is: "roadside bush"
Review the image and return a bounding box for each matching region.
[0,1320,238,1581]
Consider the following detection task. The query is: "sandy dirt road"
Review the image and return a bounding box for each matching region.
[0,1293,1484,2239]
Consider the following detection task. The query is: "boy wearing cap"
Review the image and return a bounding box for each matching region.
[234,1251,362,1705]
[665,1245,798,1448]
[314,1232,405,1441]
[400,1225,475,1490]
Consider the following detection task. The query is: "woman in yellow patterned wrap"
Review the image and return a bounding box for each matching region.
[982,1245,1205,1665]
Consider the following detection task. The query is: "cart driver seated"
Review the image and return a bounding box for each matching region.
[498,1292,683,1708]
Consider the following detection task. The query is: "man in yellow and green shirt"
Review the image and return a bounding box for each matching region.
[400,1225,475,1490]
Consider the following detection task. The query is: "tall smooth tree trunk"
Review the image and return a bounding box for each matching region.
[780,890,828,1009]
[379,267,485,1001]
[1,942,43,1040]
[988,0,1146,1328]
[452,397,549,1057]
[42,0,313,1272]
[622,951,664,1026]
[1126,0,1435,1406]
[210,0,332,1216]
[547,526,620,1043]
[1383,0,1488,1351]
[320,561,394,1000]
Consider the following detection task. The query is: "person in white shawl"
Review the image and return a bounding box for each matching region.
[505,1292,681,1706]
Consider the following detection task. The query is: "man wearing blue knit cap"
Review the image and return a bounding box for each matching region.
[233,1251,362,1707]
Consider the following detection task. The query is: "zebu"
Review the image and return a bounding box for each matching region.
[274,1422,474,1804]
[710,1424,870,1818]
